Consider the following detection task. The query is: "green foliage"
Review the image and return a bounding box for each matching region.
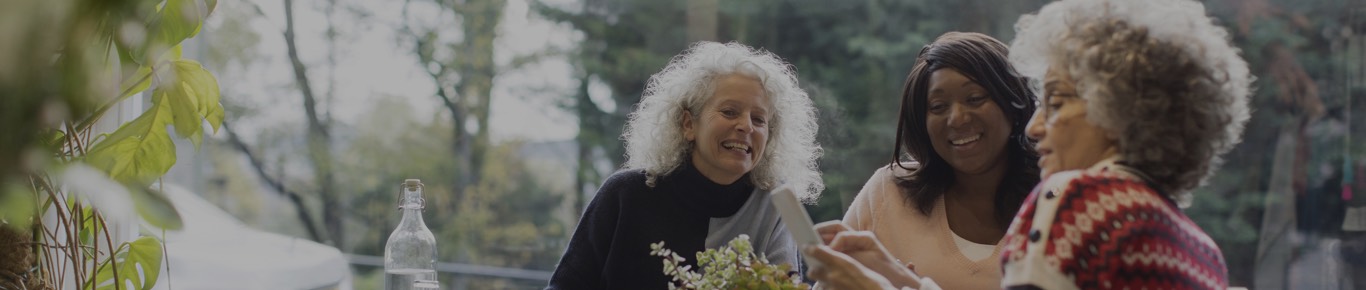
[93,237,164,290]
[650,235,809,290]
[1,0,223,288]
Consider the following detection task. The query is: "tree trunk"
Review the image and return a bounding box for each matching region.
[284,0,342,248]
[454,0,507,188]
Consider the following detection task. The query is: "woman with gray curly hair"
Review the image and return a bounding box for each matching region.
[796,0,1252,289]
[547,41,823,290]
[999,0,1253,289]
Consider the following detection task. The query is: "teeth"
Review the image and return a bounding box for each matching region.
[951,134,981,145]
[723,142,750,153]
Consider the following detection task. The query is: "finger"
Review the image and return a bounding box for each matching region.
[814,220,850,244]
[829,231,880,252]
[804,246,857,288]
[804,245,858,269]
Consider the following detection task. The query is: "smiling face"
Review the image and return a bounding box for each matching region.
[683,73,771,185]
[1025,66,1119,179]
[925,68,1013,177]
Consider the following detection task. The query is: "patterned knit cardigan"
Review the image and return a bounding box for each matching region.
[999,158,1229,290]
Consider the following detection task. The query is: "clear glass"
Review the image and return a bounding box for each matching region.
[384,181,438,290]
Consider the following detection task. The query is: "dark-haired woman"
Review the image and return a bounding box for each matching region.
[808,31,1039,290]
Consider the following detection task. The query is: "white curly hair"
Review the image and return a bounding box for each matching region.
[620,41,824,202]
[1010,0,1254,204]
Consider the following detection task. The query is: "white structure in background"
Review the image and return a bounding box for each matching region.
[151,184,352,290]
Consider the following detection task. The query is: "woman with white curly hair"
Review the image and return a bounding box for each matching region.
[796,0,1252,289]
[1000,0,1253,289]
[547,41,823,290]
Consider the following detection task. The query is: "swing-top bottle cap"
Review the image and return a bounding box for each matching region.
[404,179,422,190]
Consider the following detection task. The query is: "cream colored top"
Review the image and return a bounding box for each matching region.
[952,230,996,261]
[844,165,1003,290]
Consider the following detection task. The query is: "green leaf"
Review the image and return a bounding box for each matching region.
[159,82,200,140]
[119,66,152,100]
[154,59,220,148]
[177,60,220,122]
[205,103,224,133]
[42,129,67,150]
[150,0,217,48]
[131,186,182,230]
[94,236,164,290]
[0,182,36,225]
[86,99,177,184]
[79,205,97,245]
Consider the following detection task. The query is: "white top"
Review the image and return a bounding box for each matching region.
[950,230,996,261]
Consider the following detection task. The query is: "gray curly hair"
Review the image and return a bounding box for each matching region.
[1010,0,1254,204]
[621,41,824,202]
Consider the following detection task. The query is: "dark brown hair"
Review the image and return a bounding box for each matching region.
[892,32,1040,226]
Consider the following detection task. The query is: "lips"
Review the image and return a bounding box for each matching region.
[1035,147,1052,167]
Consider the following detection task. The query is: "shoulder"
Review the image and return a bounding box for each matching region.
[858,165,904,202]
[1044,166,1155,200]
[592,169,651,202]
[868,162,918,188]
[602,169,649,191]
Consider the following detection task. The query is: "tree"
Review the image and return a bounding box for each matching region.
[400,0,509,198]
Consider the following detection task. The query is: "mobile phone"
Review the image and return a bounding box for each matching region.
[770,185,824,267]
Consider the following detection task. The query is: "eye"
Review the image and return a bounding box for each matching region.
[968,94,989,105]
[928,102,948,114]
[751,116,767,127]
[1045,99,1065,115]
[720,108,739,118]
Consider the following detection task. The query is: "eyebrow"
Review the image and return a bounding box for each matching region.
[930,79,981,95]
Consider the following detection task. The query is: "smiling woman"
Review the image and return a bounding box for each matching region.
[999,0,1254,288]
[682,74,771,185]
[546,41,823,290]
[805,31,1040,290]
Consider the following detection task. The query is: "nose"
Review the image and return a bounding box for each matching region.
[736,114,754,133]
[1025,108,1046,141]
[946,104,971,129]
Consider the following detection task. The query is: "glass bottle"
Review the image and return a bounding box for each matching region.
[384,179,439,290]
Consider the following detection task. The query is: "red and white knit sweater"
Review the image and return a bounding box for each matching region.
[999,158,1228,290]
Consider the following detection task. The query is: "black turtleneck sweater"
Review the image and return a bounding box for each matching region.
[546,161,798,290]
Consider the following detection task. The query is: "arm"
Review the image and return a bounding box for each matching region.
[545,175,626,290]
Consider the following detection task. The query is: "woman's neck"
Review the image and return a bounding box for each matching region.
[944,156,1010,244]
[950,155,1008,202]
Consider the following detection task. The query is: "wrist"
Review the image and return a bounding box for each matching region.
[887,261,920,289]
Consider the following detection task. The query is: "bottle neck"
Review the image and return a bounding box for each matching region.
[399,189,425,225]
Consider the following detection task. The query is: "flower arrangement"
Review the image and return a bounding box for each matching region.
[649,235,810,290]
